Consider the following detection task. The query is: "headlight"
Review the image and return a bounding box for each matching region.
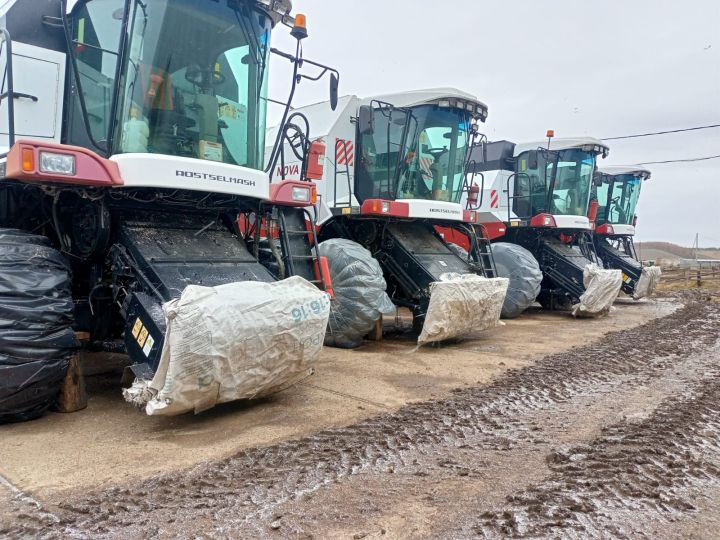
[39,152,76,175]
[291,186,311,202]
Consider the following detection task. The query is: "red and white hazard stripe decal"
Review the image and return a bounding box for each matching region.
[335,138,354,166]
[419,156,434,177]
[490,189,499,208]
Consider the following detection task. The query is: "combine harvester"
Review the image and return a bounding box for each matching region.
[0,0,338,421]
[593,166,661,299]
[468,135,622,315]
[269,89,508,346]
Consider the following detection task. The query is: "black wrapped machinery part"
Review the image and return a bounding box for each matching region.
[0,229,77,423]
[318,239,395,349]
[491,242,542,319]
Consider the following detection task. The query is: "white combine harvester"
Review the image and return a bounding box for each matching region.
[467,135,622,315]
[269,89,508,345]
[593,166,661,299]
[0,0,339,421]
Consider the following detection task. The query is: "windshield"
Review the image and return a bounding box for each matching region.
[597,174,642,225]
[550,149,596,216]
[514,148,596,217]
[355,104,471,204]
[69,0,272,169]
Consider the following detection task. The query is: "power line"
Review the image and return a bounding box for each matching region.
[601,123,720,141]
[636,154,720,165]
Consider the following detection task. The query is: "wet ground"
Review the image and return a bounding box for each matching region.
[2,291,720,538]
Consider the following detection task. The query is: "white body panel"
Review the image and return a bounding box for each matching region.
[0,42,66,153]
[600,165,651,178]
[111,154,270,199]
[398,199,463,221]
[553,215,591,229]
[604,224,635,236]
[514,137,609,157]
[466,168,518,223]
[267,95,360,223]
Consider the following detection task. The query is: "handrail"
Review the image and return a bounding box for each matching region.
[462,159,485,210]
[504,172,534,221]
[0,28,16,148]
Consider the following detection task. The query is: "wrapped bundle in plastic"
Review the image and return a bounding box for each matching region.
[491,242,543,318]
[418,273,508,345]
[124,276,330,416]
[0,229,76,424]
[572,264,622,317]
[633,266,662,300]
[318,239,395,349]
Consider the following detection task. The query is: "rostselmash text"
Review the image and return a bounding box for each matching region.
[428,208,461,215]
[175,170,256,186]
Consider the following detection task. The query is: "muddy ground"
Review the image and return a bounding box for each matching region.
[2,291,720,539]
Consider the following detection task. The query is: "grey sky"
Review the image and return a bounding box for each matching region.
[267,0,720,246]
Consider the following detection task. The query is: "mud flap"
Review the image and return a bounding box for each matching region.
[571,264,622,317]
[122,276,330,416]
[633,266,662,300]
[417,274,508,345]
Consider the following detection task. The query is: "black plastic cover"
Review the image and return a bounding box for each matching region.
[0,229,76,423]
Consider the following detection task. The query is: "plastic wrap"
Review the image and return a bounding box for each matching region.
[491,242,543,318]
[0,229,76,423]
[633,266,662,300]
[318,239,395,349]
[572,264,622,317]
[123,276,330,416]
[418,273,508,345]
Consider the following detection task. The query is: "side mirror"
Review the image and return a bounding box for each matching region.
[358,105,374,136]
[527,150,538,170]
[593,171,603,187]
[329,73,339,111]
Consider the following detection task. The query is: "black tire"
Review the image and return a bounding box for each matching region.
[0,229,76,424]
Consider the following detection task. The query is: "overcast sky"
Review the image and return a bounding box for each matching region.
[267,0,719,246]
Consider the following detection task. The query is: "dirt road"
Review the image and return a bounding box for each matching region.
[2,292,719,538]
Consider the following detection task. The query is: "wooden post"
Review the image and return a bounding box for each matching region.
[366,315,383,341]
[697,269,702,288]
[55,333,89,413]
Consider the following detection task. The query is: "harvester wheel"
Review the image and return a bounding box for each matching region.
[0,229,76,423]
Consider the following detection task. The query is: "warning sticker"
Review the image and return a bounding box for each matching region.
[622,272,631,283]
[138,327,149,347]
[132,318,143,338]
[142,335,155,356]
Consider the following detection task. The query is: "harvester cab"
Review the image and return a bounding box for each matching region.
[0,0,338,421]
[593,166,660,299]
[469,137,623,315]
[269,88,508,345]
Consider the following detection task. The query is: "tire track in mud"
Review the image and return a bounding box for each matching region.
[475,364,720,538]
[2,295,719,539]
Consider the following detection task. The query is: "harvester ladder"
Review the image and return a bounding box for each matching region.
[475,233,497,278]
[457,223,497,278]
[276,207,329,292]
[333,138,353,208]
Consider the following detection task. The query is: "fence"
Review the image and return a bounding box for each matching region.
[659,267,720,288]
